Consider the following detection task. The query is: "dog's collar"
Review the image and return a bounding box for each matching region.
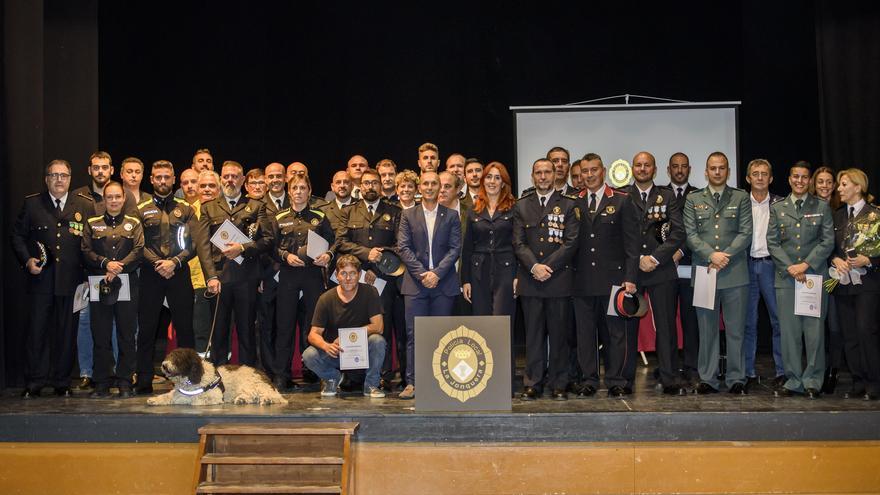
[178,375,225,396]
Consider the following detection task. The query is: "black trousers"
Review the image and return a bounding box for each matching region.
[837,292,880,395]
[257,275,279,375]
[90,282,138,389]
[520,296,569,391]
[380,278,406,381]
[211,278,258,367]
[645,281,680,387]
[26,294,78,389]
[275,266,325,381]
[469,268,516,393]
[676,278,699,375]
[136,266,194,383]
[573,295,638,389]
[192,287,212,353]
[825,294,844,369]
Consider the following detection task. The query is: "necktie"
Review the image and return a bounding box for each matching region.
[641,192,647,205]
[795,199,803,214]
[368,205,374,218]
[676,187,683,200]
[540,196,546,208]
[55,198,62,215]
[589,193,597,213]
[713,192,720,204]
[229,200,236,210]
[849,207,855,222]
[276,199,282,210]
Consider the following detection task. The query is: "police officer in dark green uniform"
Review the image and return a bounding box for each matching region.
[767,162,834,398]
[682,152,753,395]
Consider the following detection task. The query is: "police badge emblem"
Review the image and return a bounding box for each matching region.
[310,218,320,226]
[123,223,133,232]
[432,325,494,403]
[75,212,82,222]
[173,208,182,218]
[383,213,391,221]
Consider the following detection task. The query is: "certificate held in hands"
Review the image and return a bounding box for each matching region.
[210,219,250,264]
[338,327,369,370]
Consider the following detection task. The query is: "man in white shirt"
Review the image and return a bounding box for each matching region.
[744,159,785,386]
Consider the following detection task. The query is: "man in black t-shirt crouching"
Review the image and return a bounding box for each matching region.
[303,254,387,398]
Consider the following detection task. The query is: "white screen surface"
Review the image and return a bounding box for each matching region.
[513,103,739,195]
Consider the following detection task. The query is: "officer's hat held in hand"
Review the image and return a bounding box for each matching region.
[98,276,122,305]
[613,287,649,318]
[376,251,405,277]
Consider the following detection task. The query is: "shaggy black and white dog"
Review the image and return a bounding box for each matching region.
[146,348,287,406]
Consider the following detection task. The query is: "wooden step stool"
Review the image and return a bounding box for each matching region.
[193,422,359,494]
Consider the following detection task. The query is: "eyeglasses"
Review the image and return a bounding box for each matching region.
[337,271,360,279]
[360,180,381,187]
[247,181,266,186]
[47,173,71,180]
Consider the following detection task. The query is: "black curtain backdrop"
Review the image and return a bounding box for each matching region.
[1,1,877,388]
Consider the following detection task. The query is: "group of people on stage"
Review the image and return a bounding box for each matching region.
[12,142,880,402]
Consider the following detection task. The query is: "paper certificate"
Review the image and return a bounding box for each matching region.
[677,264,692,279]
[606,285,621,316]
[87,273,131,302]
[306,229,330,260]
[73,282,89,313]
[338,327,369,370]
[794,274,822,318]
[692,266,717,310]
[210,219,249,264]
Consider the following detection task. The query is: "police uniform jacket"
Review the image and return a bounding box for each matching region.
[273,206,336,268]
[320,199,352,233]
[572,187,638,297]
[81,212,144,277]
[663,183,699,266]
[137,195,206,269]
[767,193,834,289]
[513,190,581,298]
[520,183,581,198]
[461,206,515,286]
[12,191,95,295]
[623,185,686,287]
[831,202,880,294]
[683,186,753,290]
[198,196,273,283]
[337,198,402,280]
[72,185,143,216]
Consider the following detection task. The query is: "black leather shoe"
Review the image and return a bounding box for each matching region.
[623,386,633,395]
[663,385,686,396]
[608,386,626,398]
[696,383,718,395]
[864,393,879,401]
[773,375,787,388]
[90,388,111,399]
[21,387,41,399]
[74,377,94,391]
[379,379,393,392]
[133,384,153,396]
[746,376,760,388]
[520,387,539,401]
[552,389,568,401]
[566,382,581,395]
[774,387,794,398]
[729,383,747,395]
[577,385,597,398]
[821,368,838,395]
[805,388,821,399]
[54,387,72,397]
[117,387,134,399]
[844,388,866,399]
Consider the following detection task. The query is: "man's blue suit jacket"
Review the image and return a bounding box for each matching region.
[397,203,461,297]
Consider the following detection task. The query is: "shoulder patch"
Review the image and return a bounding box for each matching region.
[276,209,290,220]
[613,189,629,196]
[77,192,95,201]
[310,209,326,218]
[381,198,401,208]
[518,190,536,200]
[25,192,40,199]
[562,193,578,200]
[123,215,141,224]
[137,199,152,209]
[87,215,103,223]
[173,197,191,207]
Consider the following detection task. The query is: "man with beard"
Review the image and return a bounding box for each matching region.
[462,158,483,209]
[417,143,441,174]
[337,168,405,391]
[198,161,274,366]
[321,171,355,233]
[520,147,579,197]
[71,151,115,391]
[622,152,687,395]
[683,152,753,395]
[133,160,210,394]
[664,152,700,384]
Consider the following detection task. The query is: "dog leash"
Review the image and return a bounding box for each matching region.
[202,288,221,361]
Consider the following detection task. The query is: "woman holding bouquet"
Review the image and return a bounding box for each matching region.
[830,168,880,400]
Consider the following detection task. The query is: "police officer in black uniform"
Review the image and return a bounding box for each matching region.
[622,152,687,395]
[13,159,95,398]
[513,158,581,400]
[81,181,144,398]
[258,163,290,377]
[272,174,336,391]
[571,154,640,398]
[134,160,210,394]
[337,168,404,390]
[198,161,274,367]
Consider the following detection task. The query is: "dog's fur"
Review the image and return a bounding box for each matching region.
[146,348,287,406]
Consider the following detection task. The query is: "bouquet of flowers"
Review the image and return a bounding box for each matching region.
[824,211,880,292]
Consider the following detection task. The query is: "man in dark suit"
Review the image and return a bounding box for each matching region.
[397,171,462,399]
[337,168,405,390]
[514,158,581,400]
[198,160,274,366]
[13,159,95,398]
[664,152,700,383]
[571,154,638,398]
[623,152,687,395]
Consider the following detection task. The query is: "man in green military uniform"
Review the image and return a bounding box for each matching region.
[767,163,834,398]
[683,152,753,394]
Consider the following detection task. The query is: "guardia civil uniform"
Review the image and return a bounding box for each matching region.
[683,185,753,391]
[766,193,834,394]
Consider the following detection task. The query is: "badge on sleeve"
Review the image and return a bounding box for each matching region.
[75,212,82,222]
[124,223,133,232]
[310,218,320,226]
[173,208,182,218]
[606,205,616,214]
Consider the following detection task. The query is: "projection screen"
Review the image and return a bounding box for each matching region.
[511,102,740,195]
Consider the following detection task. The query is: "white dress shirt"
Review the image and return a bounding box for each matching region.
[750,192,771,258]
[423,204,438,270]
[50,192,69,211]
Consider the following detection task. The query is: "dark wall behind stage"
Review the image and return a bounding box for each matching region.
[2,1,878,388]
